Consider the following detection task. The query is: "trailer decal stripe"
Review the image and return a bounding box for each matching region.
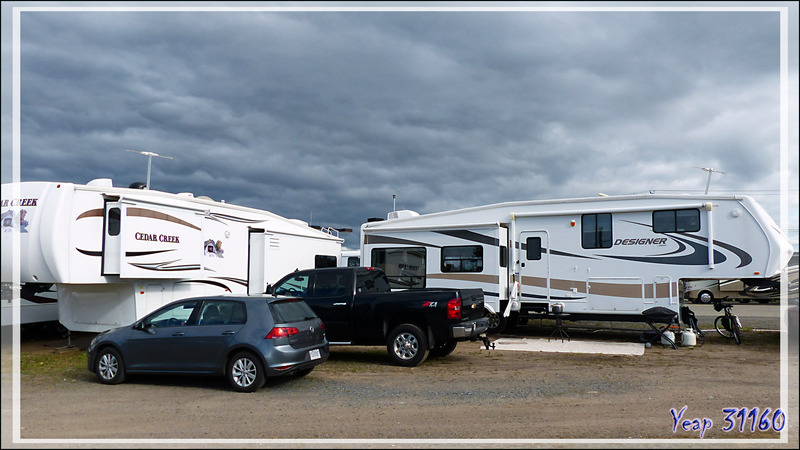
[76,208,104,220]
[677,232,753,268]
[428,273,499,284]
[433,230,499,246]
[174,279,233,291]
[364,234,437,247]
[125,250,175,257]
[212,277,248,287]
[128,261,201,271]
[76,248,102,257]
[521,277,674,299]
[127,207,201,231]
[207,213,265,224]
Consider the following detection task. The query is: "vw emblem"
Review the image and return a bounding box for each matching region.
[309,326,315,333]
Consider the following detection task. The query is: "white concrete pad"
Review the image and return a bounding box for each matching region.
[486,337,645,356]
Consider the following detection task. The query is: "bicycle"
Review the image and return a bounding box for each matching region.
[713,300,742,345]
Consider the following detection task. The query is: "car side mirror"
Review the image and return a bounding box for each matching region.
[265,284,273,295]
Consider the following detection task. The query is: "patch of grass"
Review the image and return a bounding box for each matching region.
[19,349,87,378]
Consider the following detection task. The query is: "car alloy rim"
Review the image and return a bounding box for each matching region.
[98,353,118,380]
[232,358,257,387]
[394,332,419,359]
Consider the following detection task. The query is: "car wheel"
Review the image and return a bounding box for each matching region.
[738,299,751,304]
[95,347,126,385]
[429,340,457,358]
[386,324,429,367]
[228,351,265,393]
[698,291,714,304]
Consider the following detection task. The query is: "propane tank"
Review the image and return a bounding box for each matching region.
[681,329,697,347]
[660,330,675,346]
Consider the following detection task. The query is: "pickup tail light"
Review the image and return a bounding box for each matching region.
[265,327,300,339]
[447,297,462,320]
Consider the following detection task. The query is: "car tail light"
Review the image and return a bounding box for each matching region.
[447,297,462,320]
[265,327,300,339]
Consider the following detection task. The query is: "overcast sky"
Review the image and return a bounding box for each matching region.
[2,2,798,250]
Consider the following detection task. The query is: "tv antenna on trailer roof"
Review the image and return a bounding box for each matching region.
[695,167,726,194]
[126,149,174,190]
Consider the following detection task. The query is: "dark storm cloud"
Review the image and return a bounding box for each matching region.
[2,5,796,248]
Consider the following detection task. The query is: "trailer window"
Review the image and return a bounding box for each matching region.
[371,247,426,289]
[653,209,701,233]
[315,255,338,268]
[346,256,360,267]
[582,213,612,249]
[442,246,483,273]
[107,207,121,236]
[526,237,542,260]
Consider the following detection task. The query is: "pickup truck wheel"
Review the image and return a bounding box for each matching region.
[387,324,429,367]
[429,340,457,357]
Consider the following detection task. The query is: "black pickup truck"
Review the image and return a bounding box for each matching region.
[267,267,489,366]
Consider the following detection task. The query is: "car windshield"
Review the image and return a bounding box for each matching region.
[269,299,317,323]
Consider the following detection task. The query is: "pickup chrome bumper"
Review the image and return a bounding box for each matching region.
[451,317,490,340]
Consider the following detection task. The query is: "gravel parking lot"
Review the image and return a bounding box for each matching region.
[2,311,798,449]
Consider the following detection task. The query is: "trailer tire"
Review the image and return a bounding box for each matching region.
[485,310,507,334]
[386,324,429,367]
[429,340,457,358]
[697,291,714,304]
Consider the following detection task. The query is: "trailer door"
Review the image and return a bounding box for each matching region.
[102,201,122,276]
[248,231,266,295]
[519,231,549,303]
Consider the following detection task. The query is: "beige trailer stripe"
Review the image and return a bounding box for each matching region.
[427,273,499,284]
[521,277,675,299]
[76,209,104,220]
[127,207,201,231]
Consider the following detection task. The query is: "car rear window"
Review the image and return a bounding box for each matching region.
[269,299,318,323]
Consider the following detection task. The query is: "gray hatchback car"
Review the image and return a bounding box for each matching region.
[87,295,328,392]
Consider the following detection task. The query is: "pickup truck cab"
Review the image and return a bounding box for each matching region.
[268,267,489,366]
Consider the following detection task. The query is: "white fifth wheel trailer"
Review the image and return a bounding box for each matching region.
[360,194,793,332]
[1,179,343,332]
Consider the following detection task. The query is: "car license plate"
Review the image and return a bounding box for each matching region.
[309,349,321,360]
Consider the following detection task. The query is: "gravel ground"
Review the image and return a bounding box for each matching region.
[2,313,798,449]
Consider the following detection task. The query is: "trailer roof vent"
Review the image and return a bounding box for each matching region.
[87,178,113,187]
[387,210,419,220]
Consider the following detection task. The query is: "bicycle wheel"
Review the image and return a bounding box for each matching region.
[714,315,734,339]
[732,315,742,345]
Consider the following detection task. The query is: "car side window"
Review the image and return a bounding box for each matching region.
[273,274,311,297]
[199,300,247,325]
[145,301,198,328]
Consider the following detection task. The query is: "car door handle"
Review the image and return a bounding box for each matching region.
[332,302,348,306]
[222,331,236,335]
[172,331,185,336]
